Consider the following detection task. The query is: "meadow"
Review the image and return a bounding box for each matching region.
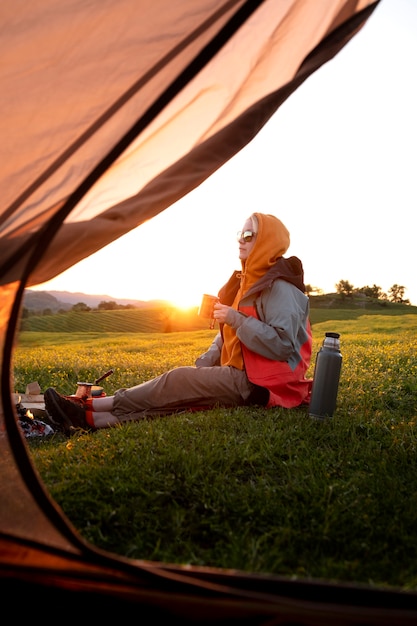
[14,309,417,592]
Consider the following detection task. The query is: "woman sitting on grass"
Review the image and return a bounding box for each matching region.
[44,212,313,435]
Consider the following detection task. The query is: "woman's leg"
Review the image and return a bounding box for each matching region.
[91,396,114,412]
[84,395,116,428]
[108,365,253,424]
[90,410,119,429]
[59,366,253,430]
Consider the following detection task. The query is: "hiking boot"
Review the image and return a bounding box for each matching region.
[44,387,91,435]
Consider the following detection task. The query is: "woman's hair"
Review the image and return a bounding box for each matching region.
[250,214,258,233]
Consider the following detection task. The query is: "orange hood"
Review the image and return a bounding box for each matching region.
[239,213,290,296]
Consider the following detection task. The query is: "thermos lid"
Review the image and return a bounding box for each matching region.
[325,332,340,338]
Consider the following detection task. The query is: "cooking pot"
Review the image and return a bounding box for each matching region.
[75,369,113,399]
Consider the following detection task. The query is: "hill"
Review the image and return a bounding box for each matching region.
[19,305,210,334]
[22,290,417,330]
[309,293,413,311]
[19,300,417,335]
[23,289,167,313]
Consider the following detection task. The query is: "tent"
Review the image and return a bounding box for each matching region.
[3,1,417,622]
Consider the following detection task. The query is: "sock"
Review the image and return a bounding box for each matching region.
[85,410,95,428]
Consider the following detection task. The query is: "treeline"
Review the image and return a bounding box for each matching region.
[306,281,410,305]
[21,300,137,318]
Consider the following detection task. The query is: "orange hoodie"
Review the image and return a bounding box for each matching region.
[221,214,291,369]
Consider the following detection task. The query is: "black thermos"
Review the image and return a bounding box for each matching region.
[309,332,342,420]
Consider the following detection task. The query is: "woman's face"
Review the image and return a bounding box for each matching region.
[237,218,257,260]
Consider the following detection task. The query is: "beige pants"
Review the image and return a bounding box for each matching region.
[112,365,255,423]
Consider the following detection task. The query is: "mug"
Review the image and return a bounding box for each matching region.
[198,294,219,329]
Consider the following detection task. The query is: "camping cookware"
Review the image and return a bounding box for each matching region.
[75,369,114,398]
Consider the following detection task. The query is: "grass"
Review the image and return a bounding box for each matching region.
[14,309,417,592]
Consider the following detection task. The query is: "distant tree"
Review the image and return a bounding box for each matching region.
[305,284,322,296]
[72,302,91,312]
[42,308,53,316]
[357,284,384,299]
[335,279,354,298]
[388,284,409,304]
[98,300,118,310]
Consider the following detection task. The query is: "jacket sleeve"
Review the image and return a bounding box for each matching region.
[195,332,223,367]
[225,280,310,365]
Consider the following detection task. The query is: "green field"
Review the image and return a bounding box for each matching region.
[15,308,417,592]
[19,305,210,334]
[19,299,417,334]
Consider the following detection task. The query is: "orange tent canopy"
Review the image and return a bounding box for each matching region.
[5,2,415,623]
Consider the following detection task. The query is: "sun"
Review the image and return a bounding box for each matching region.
[168,294,200,311]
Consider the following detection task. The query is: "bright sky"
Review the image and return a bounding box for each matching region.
[32,0,417,308]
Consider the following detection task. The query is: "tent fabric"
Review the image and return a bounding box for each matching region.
[2,0,377,288]
[4,0,417,622]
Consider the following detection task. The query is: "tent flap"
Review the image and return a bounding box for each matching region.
[5,1,415,623]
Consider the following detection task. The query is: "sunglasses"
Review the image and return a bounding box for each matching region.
[237,230,257,243]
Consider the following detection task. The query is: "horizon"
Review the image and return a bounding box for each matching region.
[27,285,415,309]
